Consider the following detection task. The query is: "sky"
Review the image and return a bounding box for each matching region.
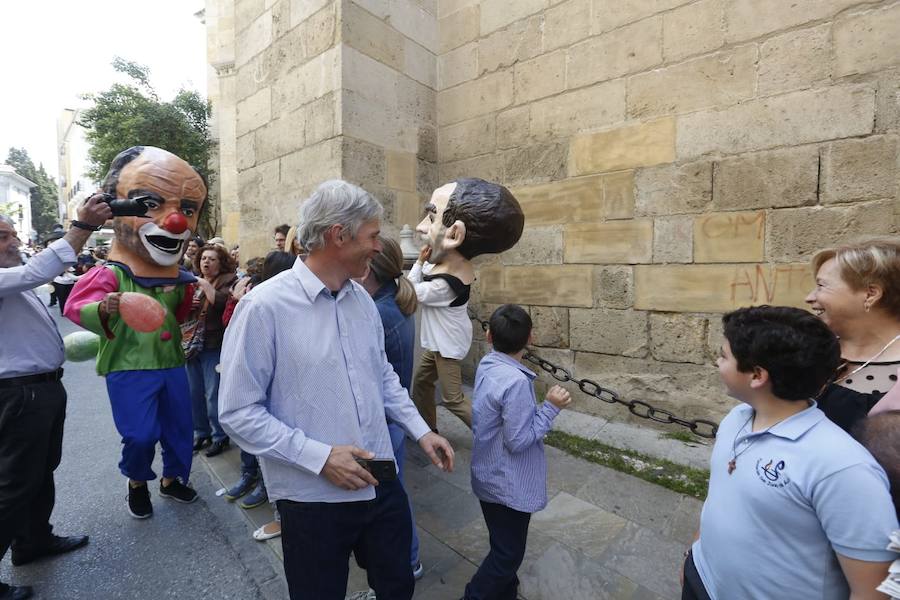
[0,0,208,181]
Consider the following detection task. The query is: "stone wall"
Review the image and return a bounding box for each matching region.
[440,0,900,425]
[208,0,900,426]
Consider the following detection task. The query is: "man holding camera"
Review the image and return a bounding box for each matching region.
[64,146,205,520]
[0,197,112,600]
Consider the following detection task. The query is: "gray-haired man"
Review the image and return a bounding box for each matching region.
[0,197,112,600]
[219,180,454,600]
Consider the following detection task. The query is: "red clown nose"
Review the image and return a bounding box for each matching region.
[162,212,188,234]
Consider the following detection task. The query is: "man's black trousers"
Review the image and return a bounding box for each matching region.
[277,478,415,600]
[0,380,67,561]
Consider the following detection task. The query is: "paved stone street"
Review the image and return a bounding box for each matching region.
[3,290,702,599]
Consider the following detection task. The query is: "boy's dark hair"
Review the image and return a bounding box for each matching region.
[274,224,290,236]
[853,411,900,520]
[262,251,295,281]
[489,304,532,354]
[722,306,840,401]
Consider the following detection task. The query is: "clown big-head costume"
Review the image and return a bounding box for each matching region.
[104,146,207,277]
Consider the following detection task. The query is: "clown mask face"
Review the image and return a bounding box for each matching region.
[110,148,206,270]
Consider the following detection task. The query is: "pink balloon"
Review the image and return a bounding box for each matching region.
[119,292,167,333]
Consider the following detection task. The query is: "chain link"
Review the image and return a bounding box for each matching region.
[470,311,719,439]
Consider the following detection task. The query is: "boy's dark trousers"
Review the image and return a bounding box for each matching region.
[681,550,712,600]
[464,501,531,600]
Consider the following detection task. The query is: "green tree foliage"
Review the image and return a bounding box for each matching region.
[78,58,216,235]
[4,147,61,237]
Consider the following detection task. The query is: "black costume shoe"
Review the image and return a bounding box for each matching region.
[204,438,230,457]
[159,478,198,504]
[127,482,153,519]
[192,436,212,453]
[0,584,33,600]
[10,534,89,566]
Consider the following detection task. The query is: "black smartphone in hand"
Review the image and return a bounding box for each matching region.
[355,458,397,482]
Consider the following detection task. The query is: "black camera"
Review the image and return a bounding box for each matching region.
[97,193,150,217]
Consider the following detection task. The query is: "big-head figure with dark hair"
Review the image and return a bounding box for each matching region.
[409,179,524,431]
[64,146,205,519]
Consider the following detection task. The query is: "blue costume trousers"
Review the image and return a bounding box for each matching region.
[105,367,193,482]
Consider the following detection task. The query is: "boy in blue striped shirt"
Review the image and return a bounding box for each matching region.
[465,304,571,600]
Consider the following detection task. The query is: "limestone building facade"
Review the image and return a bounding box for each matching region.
[206,0,900,426]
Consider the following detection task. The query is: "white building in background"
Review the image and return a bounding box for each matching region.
[57,108,96,225]
[0,164,36,243]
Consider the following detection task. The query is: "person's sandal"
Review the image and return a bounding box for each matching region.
[252,521,281,541]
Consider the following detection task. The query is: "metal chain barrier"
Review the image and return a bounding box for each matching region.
[469,311,719,439]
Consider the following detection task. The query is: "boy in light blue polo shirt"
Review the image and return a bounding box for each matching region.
[684,306,898,600]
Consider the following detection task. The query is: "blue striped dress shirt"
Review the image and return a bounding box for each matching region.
[0,239,75,378]
[470,351,561,513]
[218,258,432,504]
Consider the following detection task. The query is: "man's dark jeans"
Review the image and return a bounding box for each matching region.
[682,550,712,600]
[277,479,414,600]
[464,501,531,600]
[0,380,67,563]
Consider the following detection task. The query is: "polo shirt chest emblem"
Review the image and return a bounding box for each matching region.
[756,458,791,488]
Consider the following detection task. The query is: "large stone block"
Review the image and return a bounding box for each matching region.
[279,138,342,198]
[439,4,480,53]
[393,190,424,230]
[512,176,605,225]
[416,158,438,198]
[653,215,693,263]
[304,92,337,145]
[573,352,729,424]
[397,75,437,125]
[634,263,814,312]
[820,136,900,204]
[477,15,543,76]
[254,106,307,163]
[404,37,437,89]
[834,3,900,78]
[567,18,663,89]
[438,0,478,19]
[725,0,859,43]
[650,313,708,364]
[515,51,566,105]
[544,0,591,52]
[236,0,267,32]
[236,132,257,171]
[343,1,404,72]
[500,226,564,266]
[677,84,875,158]
[661,0,725,62]
[438,153,504,183]
[438,115,496,162]
[438,42,477,90]
[564,220,654,264]
[236,87,272,137]
[602,171,635,220]
[437,70,514,126]
[569,308,649,358]
[759,24,831,96]
[591,0,691,33]
[571,117,675,176]
[271,47,340,115]
[530,80,626,141]
[875,69,900,133]
[343,90,419,153]
[530,306,570,348]
[480,0,548,35]
[386,150,417,192]
[501,142,568,185]
[389,0,438,53]
[626,45,757,119]
[693,210,765,263]
[477,265,595,307]
[593,265,634,309]
[237,158,281,206]
[634,160,711,216]
[767,200,899,262]
[235,8,274,67]
[291,0,331,28]
[712,145,819,210]
[342,136,386,190]
[496,106,530,149]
